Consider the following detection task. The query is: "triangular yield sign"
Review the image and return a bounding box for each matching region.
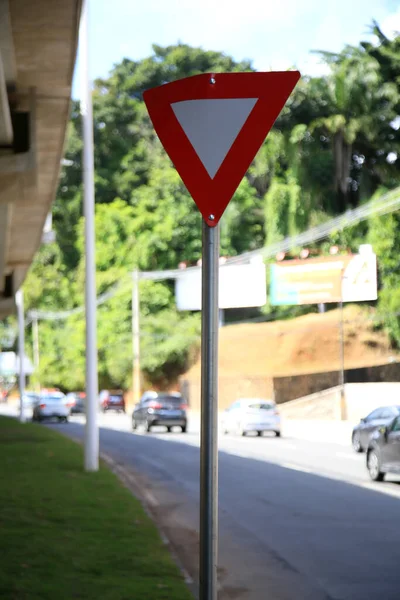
[143,71,300,226]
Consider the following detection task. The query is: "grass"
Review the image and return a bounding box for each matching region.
[0,417,192,600]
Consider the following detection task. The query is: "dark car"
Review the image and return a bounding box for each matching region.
[351,405,400,453]
[99,390,125,413]
[132,392,187,433]
[67,392,86,414]
[366,414,400,481]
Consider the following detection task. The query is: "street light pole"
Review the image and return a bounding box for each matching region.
[32,315,40,390]
[80,0,99,472]
[132,270,141,406]
[16,289,25,423]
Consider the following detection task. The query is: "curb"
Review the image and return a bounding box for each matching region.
[99,452,197,597]
[49,428,197,597]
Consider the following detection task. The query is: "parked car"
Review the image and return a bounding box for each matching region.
[132,392,187,432]
[366,414,400,481]
[351,405,400,452]
[99,390,125,413]
[66,392,86,414]
[32,391,70,422]
[222,398,281,437]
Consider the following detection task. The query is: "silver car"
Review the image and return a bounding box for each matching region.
[222,398,281,437]
[32,392,71,422]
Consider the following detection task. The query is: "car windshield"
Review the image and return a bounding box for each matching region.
[248,402,275,410]
[157,395,183,405]
[41,395,65,402]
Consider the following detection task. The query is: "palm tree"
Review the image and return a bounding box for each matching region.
[299,48,398,211]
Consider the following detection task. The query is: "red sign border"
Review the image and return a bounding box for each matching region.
[144,71,300,226]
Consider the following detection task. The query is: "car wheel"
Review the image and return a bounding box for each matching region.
[275,431,281,438]
[145,421,152,433]
[352,431,362,453]
[132,419,137,430]
[181,425,187,433]
[238,424,246,437]
[167,426,172,433]
[367,450,384,482]
[257,431,263,437]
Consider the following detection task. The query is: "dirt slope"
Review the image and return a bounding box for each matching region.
[185,305,397,379]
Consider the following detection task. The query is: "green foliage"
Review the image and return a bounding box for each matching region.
[20,31,400,391]
[368,210,400,346]
[0,417,192,600]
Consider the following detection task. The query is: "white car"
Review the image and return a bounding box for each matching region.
[32,391,71,422]
[222,398,281,437]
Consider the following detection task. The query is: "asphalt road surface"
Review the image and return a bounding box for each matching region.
[6,408,400,600]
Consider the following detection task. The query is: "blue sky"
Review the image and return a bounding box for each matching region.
[73,0,400,98]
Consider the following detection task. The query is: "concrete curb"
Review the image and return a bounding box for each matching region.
[43,426,197,597]
[100,452,197,597]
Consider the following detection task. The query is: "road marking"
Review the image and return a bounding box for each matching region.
[281,462,312,473]
[362,482,400,499]
[335,452,360,461]
[143,489,158,507]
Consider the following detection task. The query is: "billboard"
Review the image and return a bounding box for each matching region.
[0,352,34,376]
[176,262,267,311]
[270,252,377,306]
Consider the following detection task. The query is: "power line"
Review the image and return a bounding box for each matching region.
[25,185,400,321]
[27,276,132,321]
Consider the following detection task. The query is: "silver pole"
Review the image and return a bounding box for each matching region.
[16,289,25,423]
[32,316,40,389]
[132,270,141,407]
[339,299,345,418]
[80,0,99,472]
[200,220,219,600]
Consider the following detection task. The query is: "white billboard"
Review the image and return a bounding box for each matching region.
[175,262,267,311]
[0,352,34,376]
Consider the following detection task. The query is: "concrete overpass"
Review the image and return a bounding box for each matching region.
[0,0,81,318]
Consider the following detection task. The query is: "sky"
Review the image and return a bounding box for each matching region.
[73,0,400,97]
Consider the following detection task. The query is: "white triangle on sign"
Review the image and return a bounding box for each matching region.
[171,98,258,179]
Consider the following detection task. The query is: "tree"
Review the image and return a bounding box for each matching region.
[19,33,400,391]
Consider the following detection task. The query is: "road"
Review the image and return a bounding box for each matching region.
[3,406,400,599]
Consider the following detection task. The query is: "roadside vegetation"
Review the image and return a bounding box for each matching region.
[0,417,192,600]
[0,22,398,390]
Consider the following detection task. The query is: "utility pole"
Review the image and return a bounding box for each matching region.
[132,270,141,406]
[16,289,25,423]
[338,268,346,420]
[32,314,40,390]
[80,0,99,471]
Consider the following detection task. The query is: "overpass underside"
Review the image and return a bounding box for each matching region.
[0,0,81,318]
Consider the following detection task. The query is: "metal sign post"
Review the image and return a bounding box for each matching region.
[200,220,219,600]
[143,71,300,599]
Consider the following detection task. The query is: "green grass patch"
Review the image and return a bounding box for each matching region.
[0,417,192,599]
